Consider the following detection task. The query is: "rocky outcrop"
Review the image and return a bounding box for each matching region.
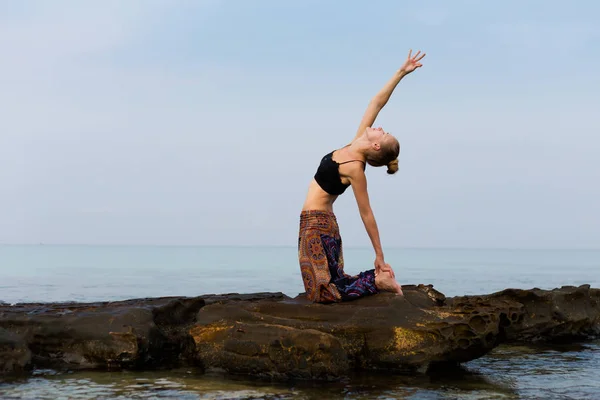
[0,285,598,380]
[0,296,206,375]
[0,328,31,375]
[472,285,600,342]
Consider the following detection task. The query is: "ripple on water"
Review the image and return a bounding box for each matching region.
[0,370,302,400]
[467,341,600,399]
[0,342,598,400]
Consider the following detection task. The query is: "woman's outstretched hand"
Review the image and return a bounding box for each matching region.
[400,49,426,74]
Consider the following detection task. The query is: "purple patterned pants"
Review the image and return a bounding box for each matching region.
[298,210,378,303]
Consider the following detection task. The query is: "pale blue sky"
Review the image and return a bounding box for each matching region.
[1,0,599,248]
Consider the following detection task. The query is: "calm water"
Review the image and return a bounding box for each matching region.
[1,245,599,399]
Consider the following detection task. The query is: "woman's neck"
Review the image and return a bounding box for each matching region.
[347,135,370,158]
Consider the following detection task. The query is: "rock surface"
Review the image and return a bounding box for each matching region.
[471,285,600,342]
[0,285,598,380]
[0,328,31,375]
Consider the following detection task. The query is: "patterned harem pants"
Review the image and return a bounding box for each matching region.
[298,210,378,303]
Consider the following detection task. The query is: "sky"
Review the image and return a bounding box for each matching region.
[1,0,599,248]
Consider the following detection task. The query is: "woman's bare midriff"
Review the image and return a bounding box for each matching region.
[301,179,338,212]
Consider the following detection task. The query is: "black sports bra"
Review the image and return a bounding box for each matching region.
[314,150,365,195]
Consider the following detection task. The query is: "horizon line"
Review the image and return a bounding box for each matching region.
[1,243,599,251]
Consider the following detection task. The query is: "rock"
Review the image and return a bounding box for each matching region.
[0,296,205,375]
[190,285,514,379]
[472,284,600,343]
[0,285,598,380]
[0,328,32,376]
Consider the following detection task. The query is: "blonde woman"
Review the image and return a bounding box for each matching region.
[298,50,426,303]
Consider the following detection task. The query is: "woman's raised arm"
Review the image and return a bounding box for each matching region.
[352,49,426,141]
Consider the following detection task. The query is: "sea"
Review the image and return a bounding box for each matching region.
[1,245,599,399]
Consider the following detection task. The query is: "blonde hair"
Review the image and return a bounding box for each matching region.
[386,158,399,175]
[366,137,400,175]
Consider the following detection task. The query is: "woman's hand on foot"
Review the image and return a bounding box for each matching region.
[374,259,395,279]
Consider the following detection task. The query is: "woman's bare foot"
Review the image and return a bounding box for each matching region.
[375,271,404,295]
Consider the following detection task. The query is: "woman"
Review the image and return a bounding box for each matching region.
[298,49,426,303]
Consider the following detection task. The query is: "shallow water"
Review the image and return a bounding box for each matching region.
[1,245,599,398]
[2,342,599,400]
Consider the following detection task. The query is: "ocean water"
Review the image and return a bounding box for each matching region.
[1,245,599,399]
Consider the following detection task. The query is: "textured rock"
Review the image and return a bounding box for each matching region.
[0,285,598,380]
[0,296,205,375]
[190,286,514,379]
[476,285,600,342]
[0,328,31,375]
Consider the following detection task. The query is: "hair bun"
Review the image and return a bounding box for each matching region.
[386,158,399,175]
